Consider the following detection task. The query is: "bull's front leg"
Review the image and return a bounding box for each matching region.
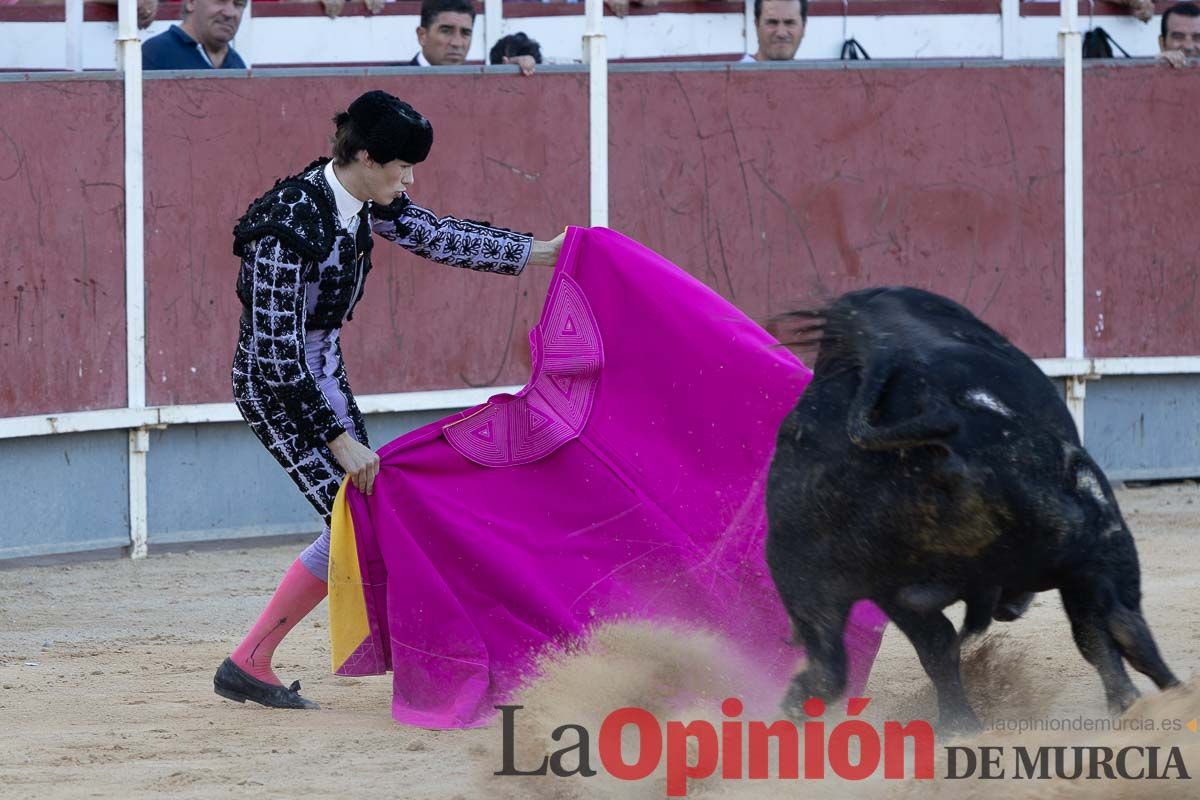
[779,603,852,719]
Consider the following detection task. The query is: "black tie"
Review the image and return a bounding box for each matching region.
[354,202,371,256]
[346,203,371,321]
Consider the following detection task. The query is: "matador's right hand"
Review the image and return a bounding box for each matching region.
[328,433,381,495]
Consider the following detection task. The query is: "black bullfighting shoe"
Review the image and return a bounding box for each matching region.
[213,657,320,710]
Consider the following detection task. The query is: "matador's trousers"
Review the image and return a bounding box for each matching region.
[232,321,367,579]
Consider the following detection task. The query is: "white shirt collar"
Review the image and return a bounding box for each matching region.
[415,51,431,67]
[323,160,366,230]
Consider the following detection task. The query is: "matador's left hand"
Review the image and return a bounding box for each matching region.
[528,231,566,267]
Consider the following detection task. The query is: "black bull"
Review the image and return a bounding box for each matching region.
[765,287,1179,732]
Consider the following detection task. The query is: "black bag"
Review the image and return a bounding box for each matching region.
[1082,27,1130,59]
[840,38,870,61]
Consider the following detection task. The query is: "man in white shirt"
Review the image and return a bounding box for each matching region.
[742,0,806,63]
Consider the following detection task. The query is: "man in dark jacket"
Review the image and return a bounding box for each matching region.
[406,0,474,66]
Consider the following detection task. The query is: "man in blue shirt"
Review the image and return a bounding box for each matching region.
[143,0,247,70]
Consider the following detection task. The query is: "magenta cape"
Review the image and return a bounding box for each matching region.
[328,227,888,728]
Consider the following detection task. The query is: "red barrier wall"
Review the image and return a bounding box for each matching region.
[1083,65,1200,357]
[3,64,1197,418]
[0,79,127,418]
[141,72,589,406]
[609,66,1066,357]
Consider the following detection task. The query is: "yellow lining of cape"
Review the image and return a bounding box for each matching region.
[328,480,370,672]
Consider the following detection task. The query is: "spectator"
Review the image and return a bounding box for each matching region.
[602,0,647,16]
[1160,1,1200,67]
[95,0,160,29]
[407,0,474,66]
[142,0,246,69]
[742,0,806,62]
[489,32,541,77]
[316,0,385,18]
[1102,0,1156,22]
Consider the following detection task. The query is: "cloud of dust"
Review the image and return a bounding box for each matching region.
[470,618,783,799]
[873,633,1064,724]
[469,622,1196,800]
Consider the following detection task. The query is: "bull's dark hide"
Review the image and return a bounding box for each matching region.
[766,287,1179,732]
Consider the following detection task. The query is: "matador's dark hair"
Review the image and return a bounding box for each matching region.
[332,90,433,166]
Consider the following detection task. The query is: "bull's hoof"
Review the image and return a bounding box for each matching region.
[780,689,811,722]
[939,709,984,737]
[1108,687,1141,716]
[781,697,805,722]
[780,679,828,722]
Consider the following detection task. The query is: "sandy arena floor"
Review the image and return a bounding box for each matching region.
[0,483,1197,799]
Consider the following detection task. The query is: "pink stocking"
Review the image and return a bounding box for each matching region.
[229,559,328,686]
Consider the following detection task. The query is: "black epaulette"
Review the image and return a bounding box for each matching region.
[232,159,337,262]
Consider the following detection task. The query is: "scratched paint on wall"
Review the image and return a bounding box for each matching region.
[609,65,1067,358]
[0,80,127,418]
[6,65,1199,419]
[141,73,589,406]
[1083,65,1200,357]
